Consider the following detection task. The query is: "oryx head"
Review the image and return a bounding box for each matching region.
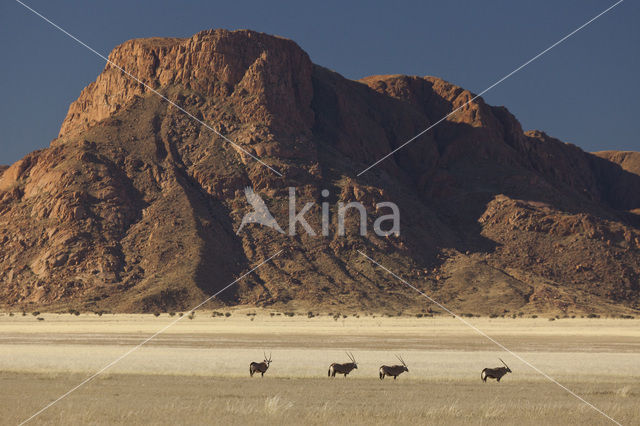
[347,352,358,369]
[396,354,408,372]
[264,352,272,366]
[499,358,511,373]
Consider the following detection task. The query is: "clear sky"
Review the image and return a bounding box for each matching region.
[1,0,638,165]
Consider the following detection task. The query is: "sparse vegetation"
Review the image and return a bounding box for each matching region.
[2,312,638,425]
[224,312,231,318]
[1,361,638,425]
[32,311,40,316]
[169,312,176,317]
[187,312,195,320]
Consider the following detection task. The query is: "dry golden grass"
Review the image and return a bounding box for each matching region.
[1,374,638,425]
[0,312,638,424]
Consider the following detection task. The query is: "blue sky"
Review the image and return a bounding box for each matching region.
[1,0,638,165]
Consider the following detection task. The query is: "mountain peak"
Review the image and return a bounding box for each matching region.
[60,29,314,139]
[1,29,639,314]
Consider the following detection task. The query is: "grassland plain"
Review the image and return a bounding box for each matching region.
[0,312,638,425]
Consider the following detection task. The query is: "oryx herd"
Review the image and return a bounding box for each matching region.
[250,352,512,382]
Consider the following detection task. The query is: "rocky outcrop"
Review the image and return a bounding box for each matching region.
[0,29,638,315]
[594,151,640,176]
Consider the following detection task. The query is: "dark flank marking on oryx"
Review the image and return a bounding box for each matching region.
[328,352,358,378]
[379,354,409,380]
[481,358,512,382]
[249,352,272,377]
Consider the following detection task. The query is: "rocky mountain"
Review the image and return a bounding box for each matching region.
[1,29,638,315]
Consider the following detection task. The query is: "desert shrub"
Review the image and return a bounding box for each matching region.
[531,315,538,319]
[178,312,184,317]
[22,311,26,316]
[9,312,14,317]
[188,312,195,320]
[246,312,256,316]
[307,311,315,318]
[461,313,474,318]
[169,312,176,317]
[548,318,555,321]
[620,314,634,319]
[270,312,275,317]
[37,317,44,321]
[153,312,160,317]
[284,312,295,317]
[489,313,499,318]
[586,313,600,319]
[224,312,231,317]
[32,311,40,316]
[416,313,424,318]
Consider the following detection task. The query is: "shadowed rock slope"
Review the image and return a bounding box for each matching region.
[1,29,639,315]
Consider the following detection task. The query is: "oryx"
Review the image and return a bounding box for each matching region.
[481,358,512,382]
[379,355,409,380]
[249,352,272,377]
[328,352,358,378]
